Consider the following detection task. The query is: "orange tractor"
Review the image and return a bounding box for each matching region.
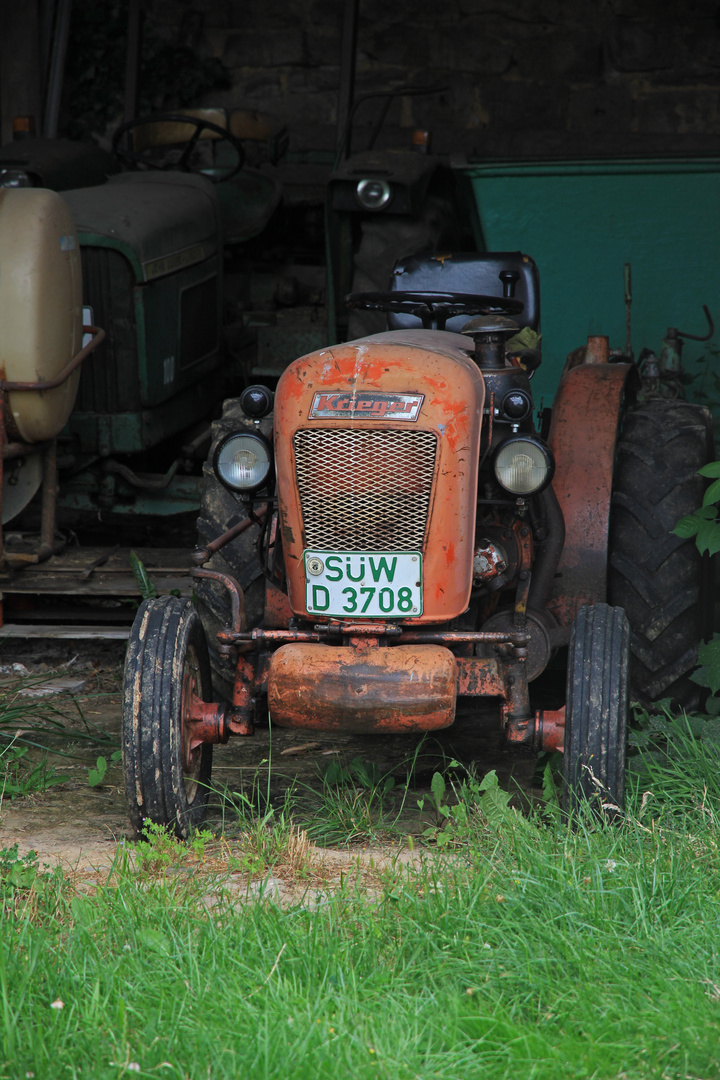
[121,252,713,836]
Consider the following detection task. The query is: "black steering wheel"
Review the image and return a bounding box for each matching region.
[112,113,245,183]
[345,290,524,331]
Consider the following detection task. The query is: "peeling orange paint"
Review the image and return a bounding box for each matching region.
[274,335,485,624]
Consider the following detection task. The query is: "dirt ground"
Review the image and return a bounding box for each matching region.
[0,639,541,875]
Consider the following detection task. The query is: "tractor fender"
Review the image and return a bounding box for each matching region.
[546,361,637,627]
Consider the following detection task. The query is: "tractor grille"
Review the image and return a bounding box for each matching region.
[76,247,139,413]
[293,428,437,551]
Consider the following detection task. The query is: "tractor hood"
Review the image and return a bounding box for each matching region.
[61,172,221,283]
[274,329,485,623]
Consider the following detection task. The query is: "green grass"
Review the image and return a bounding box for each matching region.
[4,712,720,1078]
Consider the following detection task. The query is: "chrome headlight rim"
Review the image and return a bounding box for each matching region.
[212,430,273,494]
[355,177,392,211]
[492,435,555,496]
[0,168,33,188]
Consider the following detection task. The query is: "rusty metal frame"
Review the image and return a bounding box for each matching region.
[0,327,105,582]
[189,562,563,748]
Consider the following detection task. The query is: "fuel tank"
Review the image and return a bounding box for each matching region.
[0,188,83,443]
[274,328,485,623]
[268,642,458,732]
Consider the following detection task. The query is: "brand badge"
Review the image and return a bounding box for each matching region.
[309,391,424,421]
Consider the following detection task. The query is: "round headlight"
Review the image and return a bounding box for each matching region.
[0,168,32,188]
[356,178,392,211]
[494,437,554,496]
[214,432,272,492]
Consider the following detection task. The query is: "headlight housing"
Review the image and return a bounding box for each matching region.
[0,168,33,188]
[493,436,554,496]
[355,178,392,211]
[213,431,272,493]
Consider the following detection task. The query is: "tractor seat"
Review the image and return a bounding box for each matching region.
[387,251,540,334]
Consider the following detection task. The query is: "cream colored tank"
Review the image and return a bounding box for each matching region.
[0,188,83,443]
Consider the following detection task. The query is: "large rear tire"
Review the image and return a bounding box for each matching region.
[563,604,629,817]
[608,398,714,705]
[195,398,269,699]
[122,597,213,839]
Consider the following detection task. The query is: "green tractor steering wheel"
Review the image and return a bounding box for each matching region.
[112,113,245,183]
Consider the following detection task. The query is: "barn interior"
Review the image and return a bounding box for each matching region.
[0,0,718,638]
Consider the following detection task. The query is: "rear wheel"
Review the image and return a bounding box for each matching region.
[122,596,213,839]
[609,399,714,705]
[563,604,629,817]
[195,397,268,698]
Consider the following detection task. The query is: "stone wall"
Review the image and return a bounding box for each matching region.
[147,0,720,157]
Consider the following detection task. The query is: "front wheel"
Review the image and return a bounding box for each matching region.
[122,597,213,839]
[563,604,630,817]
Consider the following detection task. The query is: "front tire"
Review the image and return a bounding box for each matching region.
[122,597,213,839]
[563,604,629,817]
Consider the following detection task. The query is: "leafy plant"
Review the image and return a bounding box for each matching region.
[1,742,61,801]
[674,461,720,556]
[417,767,535,846]
[674,460,720,709]
[129,820,183,874]
[129,551,158,600]
[0,844,39,892]
[88,750,122,788]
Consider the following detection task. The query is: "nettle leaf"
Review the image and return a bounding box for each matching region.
[703,478,720,506]
[697,639,720,696]
[674,515,701,538]
[698,462,720,478]
[700,525,720,556]
[693,519,720,555]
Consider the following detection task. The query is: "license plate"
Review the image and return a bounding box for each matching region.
[304,551,423,618]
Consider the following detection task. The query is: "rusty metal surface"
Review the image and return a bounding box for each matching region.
[2,440,43,461]
[547,362,634,626]
[191,566,245,634]
[193,504,267,565]
[456,657,504,696]
[397,628,531,646]
[584,335,610,365]
[535,708,565,753]
[228,657,256,735]
[264,579,294,628]
[183,689,229,754]
[268,642,458,733]
[273,336,485,624]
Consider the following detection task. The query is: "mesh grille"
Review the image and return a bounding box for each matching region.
[293,428,437,551]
